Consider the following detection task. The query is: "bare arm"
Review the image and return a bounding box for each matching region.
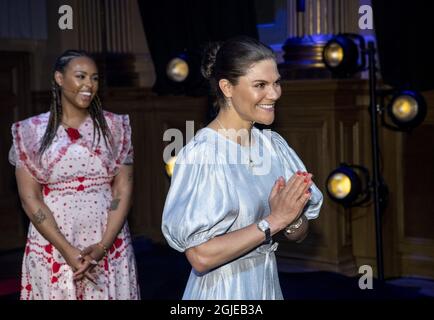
[100,165,133,249]
[186,173,313,273]
[185,215,286,274]
[15,167,72,257]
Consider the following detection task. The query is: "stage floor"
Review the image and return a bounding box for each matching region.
[1,236,433,300]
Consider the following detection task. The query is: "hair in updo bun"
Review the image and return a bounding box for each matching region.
[201,36,276,110]
[201,42,222,80]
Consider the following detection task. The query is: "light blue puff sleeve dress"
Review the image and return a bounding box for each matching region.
[162,127,323,300]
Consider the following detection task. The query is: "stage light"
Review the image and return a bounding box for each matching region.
[162,49,206,96]
[386,90,427,130]
[324,37,397,280]
[326,164,370,207]
[322,34,366,77]
[166,56,189,82]
[323,42,344,68]
[165,156,177,178]
[327,172,352,199]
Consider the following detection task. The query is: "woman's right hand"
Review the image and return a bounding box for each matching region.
[268,171,313,231]
[62,245,97,284]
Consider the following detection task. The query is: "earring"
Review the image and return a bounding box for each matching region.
[226,98,233,108]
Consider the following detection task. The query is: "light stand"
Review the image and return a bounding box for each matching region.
[367,41,386,281]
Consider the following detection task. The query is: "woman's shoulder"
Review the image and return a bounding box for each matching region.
[256,128,301,159]
[12,112,50,129]
[258,128,284,141]
[176,128,221,165]
[256,128,291,149]
[11,112,50,140]
[102,110,130,125]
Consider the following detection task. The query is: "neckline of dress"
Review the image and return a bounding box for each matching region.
[60,114,92,131]
[202,127,258,149]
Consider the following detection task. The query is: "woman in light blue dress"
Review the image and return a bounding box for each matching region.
[162,36,323,300]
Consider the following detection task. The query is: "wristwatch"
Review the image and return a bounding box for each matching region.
[257,219,272,243]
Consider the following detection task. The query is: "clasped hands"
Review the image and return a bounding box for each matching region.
[268,171,313,241]
[65,242,108,285]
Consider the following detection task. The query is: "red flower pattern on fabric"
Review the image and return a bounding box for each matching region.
[44,244,53,254]
[43,185,51,196]
[66,128,81,142]
[113,238,123,248]
[52,262,61,273]
[19,152,27,161]
[108,237,125,260]
[31,118,41,125]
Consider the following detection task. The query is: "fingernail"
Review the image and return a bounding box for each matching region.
[76,255,82,260]
[302,172,308,176]
[296,171,301,175]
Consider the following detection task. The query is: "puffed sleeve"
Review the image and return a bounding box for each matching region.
[271,131,323,220]
[119,114,133,165]
[10,122,28,168]
[9,119,47,182]
[161,140,239,252]
[106,113,134,173]
[116,114,133,165]
[123,144,134,165]
[8,145,17,166]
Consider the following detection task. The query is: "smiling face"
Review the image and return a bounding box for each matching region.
[55,56,99,110]
[222,58,281,126]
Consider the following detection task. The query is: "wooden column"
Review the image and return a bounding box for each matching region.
[287,0,362,37]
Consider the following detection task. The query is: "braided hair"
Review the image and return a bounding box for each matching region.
[38,50,112,157]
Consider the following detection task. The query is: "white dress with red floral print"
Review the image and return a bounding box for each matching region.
[9,111,140,300]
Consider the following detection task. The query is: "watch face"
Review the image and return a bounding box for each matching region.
[258,219,269,231]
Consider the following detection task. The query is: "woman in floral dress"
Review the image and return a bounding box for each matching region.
[9,50,139,300]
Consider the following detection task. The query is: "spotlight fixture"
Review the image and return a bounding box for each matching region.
[322,33,366,78]
[165,156,177,178]
[166,55,189,82]
[383,90,427,131]
[163,49,206,96]
[326,164,371,207]
[323,34,424,281]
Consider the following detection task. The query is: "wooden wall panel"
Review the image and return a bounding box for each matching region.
[101,89,208,242]
[272,80,371,275]
[395,90,434,279]
[0,52,32,251]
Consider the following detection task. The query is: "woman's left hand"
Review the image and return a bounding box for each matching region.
[73,243,106,280]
